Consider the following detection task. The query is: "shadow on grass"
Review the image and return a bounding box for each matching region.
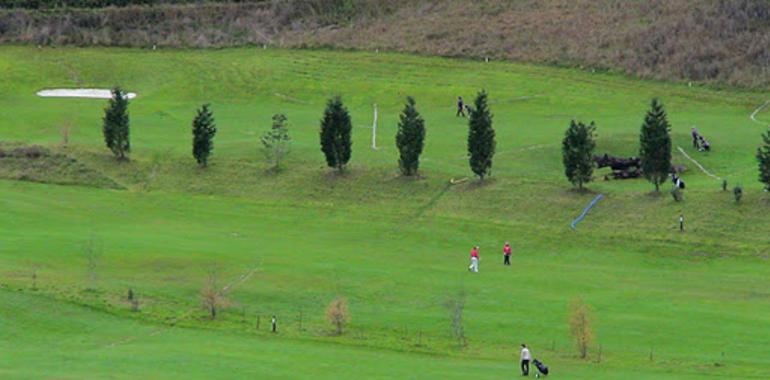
[457,177,496,192]
[414,182,451,218]
[565,186,599,196]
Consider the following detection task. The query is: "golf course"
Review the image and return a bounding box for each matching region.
[1,45,769,379]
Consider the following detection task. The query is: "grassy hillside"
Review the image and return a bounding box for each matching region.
[0,46,769,379]
[2,0,770,88]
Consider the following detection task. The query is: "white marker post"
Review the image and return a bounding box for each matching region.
[371,103,378,150]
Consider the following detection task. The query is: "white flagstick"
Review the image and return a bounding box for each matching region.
[371,103,379,150]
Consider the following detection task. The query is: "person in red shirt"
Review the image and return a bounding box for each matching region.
[503,242,512,266]
[468,246,480,273]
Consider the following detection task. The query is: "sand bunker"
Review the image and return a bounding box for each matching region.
[36,89,137,100]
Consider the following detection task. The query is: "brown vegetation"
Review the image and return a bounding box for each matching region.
[200,270,229,320]
[0,0,768,87]
[325,295,349,335]
[0,143,123,188]
[569,296,594,359]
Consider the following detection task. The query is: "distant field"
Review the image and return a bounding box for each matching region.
[0,46,769,379]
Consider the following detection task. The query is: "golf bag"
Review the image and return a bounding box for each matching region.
[672,175,685,189]
[533,359,549,377]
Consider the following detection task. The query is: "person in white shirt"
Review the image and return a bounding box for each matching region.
[520,344,532,376]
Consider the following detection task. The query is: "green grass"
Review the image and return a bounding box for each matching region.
[0,46,769,379]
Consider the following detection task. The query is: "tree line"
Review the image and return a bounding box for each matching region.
[102,88,770,192]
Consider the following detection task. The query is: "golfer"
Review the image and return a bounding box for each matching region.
[503,242,512,266]
[468,246,480,273]
[457,96,466,117]
[521,344,532,376]
[691,127,700,149]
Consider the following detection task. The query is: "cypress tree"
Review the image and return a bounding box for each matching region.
[639,98,672,192]
[192,104,217,167]
[758,129,770,191]
[395,96,426,176]
[102,87,130,160]
[467,90,495,180]
[320,96,352,172]
[562,120,597,189]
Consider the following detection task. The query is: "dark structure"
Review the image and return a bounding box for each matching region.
[594,154,642,179]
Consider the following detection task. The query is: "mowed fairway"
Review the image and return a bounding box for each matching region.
[0,46,769,379]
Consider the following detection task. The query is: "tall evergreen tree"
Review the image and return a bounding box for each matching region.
[467,90,495,180]
[395,96,426,176]
[192,104,217,167]
[562,120,597,189]
[320,96,352,172]
[639,98,672,192]
[102,87,130,160]
[758,129,770,191]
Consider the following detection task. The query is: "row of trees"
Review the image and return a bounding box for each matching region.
[319,92,495,179]
[102,88,770,190]
[563,98,770,192]
[101,88,496,179]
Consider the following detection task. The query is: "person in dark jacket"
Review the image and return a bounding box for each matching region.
[456,96,466,117]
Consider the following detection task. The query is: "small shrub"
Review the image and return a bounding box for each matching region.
[722,179,728,192]
[444,289,467,348]
[200,271,228,320]
[569,297,594,359]
[325,296,350,335]
[260,113,291,171]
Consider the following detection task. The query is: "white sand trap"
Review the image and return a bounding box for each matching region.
[36,89,137,100]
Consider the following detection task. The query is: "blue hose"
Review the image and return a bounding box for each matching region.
[570,194,604,229]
